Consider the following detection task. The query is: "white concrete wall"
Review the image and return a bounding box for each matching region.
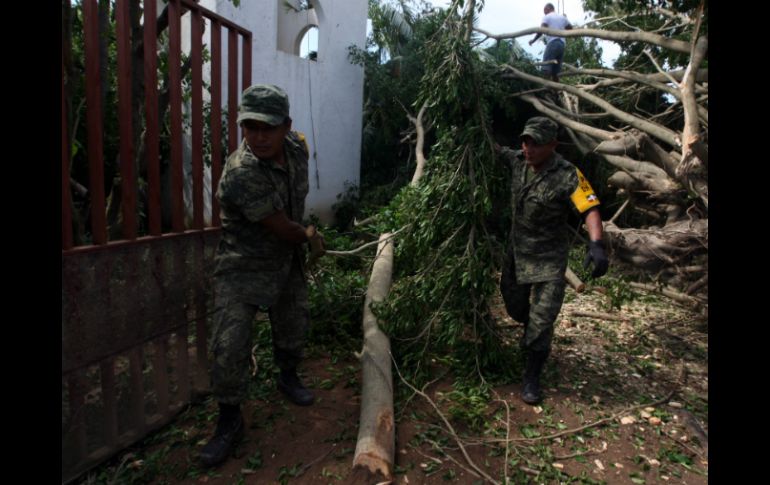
[197,0,366,223]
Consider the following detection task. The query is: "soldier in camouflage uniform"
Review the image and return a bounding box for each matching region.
[200,84,325,467]
[495,116,608,405]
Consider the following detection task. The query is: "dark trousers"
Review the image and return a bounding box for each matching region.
[500,254,566,352]
[210,256,309,405]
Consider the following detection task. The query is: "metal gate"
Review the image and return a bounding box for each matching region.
[61,1,251,482]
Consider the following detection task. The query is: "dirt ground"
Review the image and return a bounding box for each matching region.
[77,283,708,485]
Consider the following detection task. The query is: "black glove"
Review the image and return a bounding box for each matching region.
[583,240,609,278]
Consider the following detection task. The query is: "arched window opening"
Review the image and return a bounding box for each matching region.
[299,26,318,61]
[277,0,320,58]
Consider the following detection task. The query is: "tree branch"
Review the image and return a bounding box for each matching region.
[408,101,429,186]
[563,65,679,99]
[504,65,680,147]
[392,356,502,485]
[570,310,626,321]
[642,49,680,86]
[563,126,598,155]
[629,282,705,307]
[567,67,707,91]
[609,198,630,224]
[474,26,692,53]
[676,32,709,209]
[655,7,694,24]
[538,96,611,120]
[326,227,407,257]
[519,93,614,141]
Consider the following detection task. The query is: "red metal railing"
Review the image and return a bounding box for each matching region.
[62,1,252,482]
[82,0,107,245]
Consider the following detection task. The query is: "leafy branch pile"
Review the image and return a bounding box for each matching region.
[369,6,516,382]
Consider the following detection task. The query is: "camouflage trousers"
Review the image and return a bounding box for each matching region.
[499,254,566,353]
[210,256,309,405]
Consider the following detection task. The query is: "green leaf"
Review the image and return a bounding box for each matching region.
[520,425,541,439]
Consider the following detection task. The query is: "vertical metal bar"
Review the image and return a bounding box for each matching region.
[62,58,74,250]
[67,372,88,463]
[242,32,251,92]
[169,0,185,232]
[191,9,204,230]
[129,347,146,435]
[100,358,118,448]
[116,0,136,240]
[228,27,238,154]
[210,21,222,227]
[144,0,161,236]
[153,336,170,418]
[83,0,107,245]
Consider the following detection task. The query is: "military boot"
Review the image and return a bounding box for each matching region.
[277,368,314,406]
[521,349,550,405]
[199,403,244,467]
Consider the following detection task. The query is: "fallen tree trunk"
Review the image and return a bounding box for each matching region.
[352,98,436,478]
[604,219,708,270]
[352,102,432,479]
[353,233,396,480]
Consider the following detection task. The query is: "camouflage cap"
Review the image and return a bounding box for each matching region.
[237,84,290,126]
[520,116,558,144]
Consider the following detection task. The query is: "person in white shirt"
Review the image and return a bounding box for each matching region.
[529,3,573,82]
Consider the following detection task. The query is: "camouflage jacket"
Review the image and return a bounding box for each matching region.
[213,131,310,305]
[500,148,600,284]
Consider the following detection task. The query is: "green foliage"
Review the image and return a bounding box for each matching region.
[601,276,638,311]
[444,382,491,432]
[583,0,707,71]
[349,2,444,194]
[519,424,541,439]
[331,182,361,230]
[481,39,529,65]
[245,450,264,470]
[368,0,419,61]
[568,245,638,311]
[366,5,518,381]
[277,463,303,484]
[563,36,603,71]
[306,226,369,351]
[658,446,693,467]
[248,318,281,400]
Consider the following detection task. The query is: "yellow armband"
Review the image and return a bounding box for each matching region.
[570,167,600,213]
